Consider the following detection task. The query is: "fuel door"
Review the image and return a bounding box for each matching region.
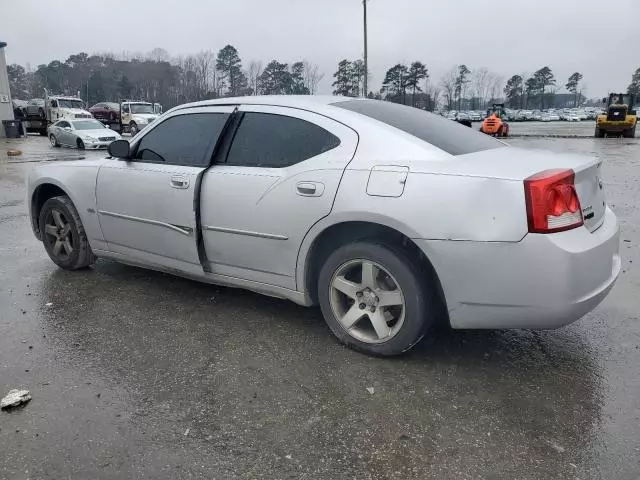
[366,165,409,197]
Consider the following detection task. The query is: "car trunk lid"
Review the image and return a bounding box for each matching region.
[409,146,607,232]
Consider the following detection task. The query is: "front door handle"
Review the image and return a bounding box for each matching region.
[170,175,189,189]
[296,181,324,197]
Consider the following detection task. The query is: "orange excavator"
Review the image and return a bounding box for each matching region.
[480,103,509,137]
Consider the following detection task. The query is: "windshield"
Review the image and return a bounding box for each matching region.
[29,98,44,106]
[72,120,105,130]
[130,104,154,114]
[58,99,84,109]
[334,100,504,156]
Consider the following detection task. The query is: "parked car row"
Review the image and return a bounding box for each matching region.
[442,107,603,122]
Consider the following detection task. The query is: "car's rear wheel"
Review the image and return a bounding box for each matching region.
[318,242,433,356]
[39,196,96,270]
[594,127,605,138]
[49,135,60,147]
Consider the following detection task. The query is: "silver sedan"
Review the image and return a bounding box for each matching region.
[28,96,620,356]
[48,119,122,150]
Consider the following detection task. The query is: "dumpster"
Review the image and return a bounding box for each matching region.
[2,119,20,138]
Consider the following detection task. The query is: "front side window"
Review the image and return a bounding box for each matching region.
[134,113,229,167]
[226,112,340,168]
[57,121,70,128]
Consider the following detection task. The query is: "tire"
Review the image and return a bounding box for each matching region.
[49,135,60,147]
[39,195,96,270]
[129,122,138,136]
[76,138,85,150]
[318,241,434,356]
[594,127,605,138]
[623,125,636,138]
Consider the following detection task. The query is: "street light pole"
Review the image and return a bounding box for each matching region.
[363,0,368,98]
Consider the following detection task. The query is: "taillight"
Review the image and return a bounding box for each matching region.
[524,169,583,233]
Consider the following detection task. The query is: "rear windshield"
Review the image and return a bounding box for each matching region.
[333,99,505,156]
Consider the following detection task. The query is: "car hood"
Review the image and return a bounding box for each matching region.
[132,113,158,121]
[34,158,111,172]
[60,108,90,114]
[76,129,120,139]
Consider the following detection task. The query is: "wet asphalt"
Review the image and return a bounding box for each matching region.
[0,123,639,479]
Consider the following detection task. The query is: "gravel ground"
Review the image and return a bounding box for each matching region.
[1,127,639,479]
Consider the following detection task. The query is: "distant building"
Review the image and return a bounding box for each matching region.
[0,40,15,138]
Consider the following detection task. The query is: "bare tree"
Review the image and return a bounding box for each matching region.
[195,50,215,97]
[487,74,504,105]
[248,61,263,95]
[440,67,457,110]
[302,60,324,95]
[472,67,490,110]
[424,78,441,111]
[147,48,170,63]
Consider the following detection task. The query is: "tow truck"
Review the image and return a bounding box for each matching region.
[24,89,93,136]
[105,101,163,135]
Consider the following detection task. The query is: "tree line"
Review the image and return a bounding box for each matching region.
[7,46,324,108]
[7,45,640,111]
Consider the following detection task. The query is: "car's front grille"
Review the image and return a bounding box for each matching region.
[75,113,92,118]
[98,136,116,142]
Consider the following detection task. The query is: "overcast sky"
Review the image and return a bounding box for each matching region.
[1,0,638,97]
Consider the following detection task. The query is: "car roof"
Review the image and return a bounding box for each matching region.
[170,95,358,115]
[188,95,338,106]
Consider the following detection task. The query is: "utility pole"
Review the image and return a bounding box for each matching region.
[363,0,368,98]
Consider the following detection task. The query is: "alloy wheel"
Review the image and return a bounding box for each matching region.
[329,259,405,344]
[43,209,74,260]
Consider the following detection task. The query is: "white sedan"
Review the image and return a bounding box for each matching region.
[28,96,620,356]
[48,119,122,149]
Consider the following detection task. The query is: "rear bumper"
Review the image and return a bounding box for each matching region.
[418,207,620,329]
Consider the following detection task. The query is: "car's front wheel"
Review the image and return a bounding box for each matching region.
[49,135,60,147]
[318,242,433,356]
[39,195,96,270]
[129,122,138,136]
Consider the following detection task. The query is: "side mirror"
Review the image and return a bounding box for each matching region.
[63,126,71,131]
[108,139,131,159]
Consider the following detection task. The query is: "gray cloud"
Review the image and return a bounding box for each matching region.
[2,0,638,96]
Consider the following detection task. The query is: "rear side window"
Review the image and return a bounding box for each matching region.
[226,112,340,168]
[333,100,504,156]
[134,113,229,166]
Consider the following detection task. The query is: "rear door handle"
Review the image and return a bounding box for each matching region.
[296,182,325,197]
[170,175,189,189]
